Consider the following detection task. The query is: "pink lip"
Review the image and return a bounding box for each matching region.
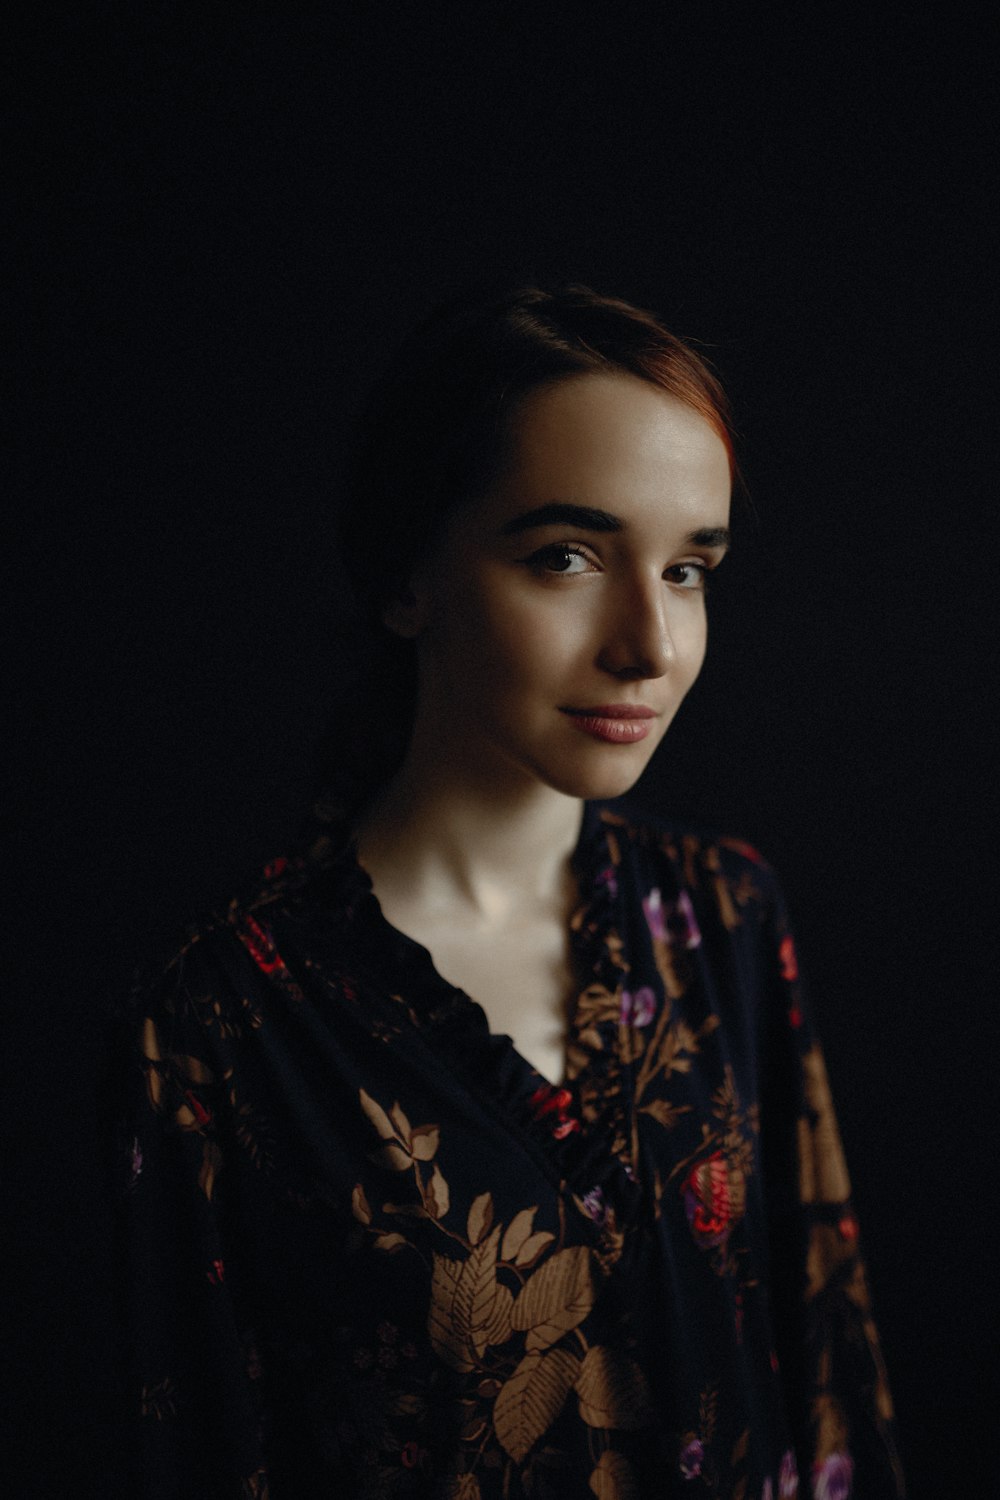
[561,705,657,744]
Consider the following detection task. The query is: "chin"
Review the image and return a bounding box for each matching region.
[533,749,657,803]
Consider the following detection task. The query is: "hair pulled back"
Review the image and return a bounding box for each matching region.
[318,284,734,818]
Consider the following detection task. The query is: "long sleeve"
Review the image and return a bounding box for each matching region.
[758,870,905,1499]
[115,932,269,1500]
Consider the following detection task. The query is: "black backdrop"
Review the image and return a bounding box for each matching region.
[5,4,997,1494]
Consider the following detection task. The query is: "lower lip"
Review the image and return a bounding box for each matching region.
[562,713,653,744]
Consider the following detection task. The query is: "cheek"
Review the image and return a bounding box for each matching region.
[437,575,585,685]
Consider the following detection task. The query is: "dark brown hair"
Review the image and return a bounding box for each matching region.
[320,283,735,815]
[338,283,734,631]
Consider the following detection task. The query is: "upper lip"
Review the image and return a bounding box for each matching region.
[561,704,657,719]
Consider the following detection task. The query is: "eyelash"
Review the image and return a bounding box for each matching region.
[524,543,713,591]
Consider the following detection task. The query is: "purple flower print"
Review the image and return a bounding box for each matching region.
[642,887,702,950]
[779,1449,799,1497]
[811,1453,853,1500]
[620,986,656,1027]
[679,1438,704,1479]
[596,864,618,898]
[670,890,702,949]
[581,1186,608,1225]
[642,887,667,941]
[762,1480,774,1500]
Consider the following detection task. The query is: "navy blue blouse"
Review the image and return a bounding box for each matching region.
[117,801,904,1498]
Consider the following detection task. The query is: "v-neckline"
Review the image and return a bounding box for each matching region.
[287,799,652,1233]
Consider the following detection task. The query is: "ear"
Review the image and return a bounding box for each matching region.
[381,581,429,640]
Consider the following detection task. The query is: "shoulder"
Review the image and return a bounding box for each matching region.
[592,796,782,900]
[127,852,322,1036]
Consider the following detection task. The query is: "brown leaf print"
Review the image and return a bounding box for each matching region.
[493,1347,579,1463]
[445,1474,482,1499]
[410,1125,440,1161]
[140,1376,177,1421]
[372,1232,408,1253]
[514,1230,556,1269]
[574,1345,654,1430]
[351,1183,372,1225]
[511,1244,596,1352]
[389,1101,413,1141]
[424,1163,451,1219]
[797,1045,852,1204]
[462,1226,508,1355]
[476,1283,513,1357]
[588,1448,639,1499]
[639,1099,692,1131]
[358,1088,397,1144]
[501,1206,537,1262]
[141,1020,215,1128]
[240,1471,270,1500]
[467,1191,494,1246]
[428,1253,475,1372]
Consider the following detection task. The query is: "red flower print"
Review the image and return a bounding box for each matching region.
[184,1090,212,1128]
[237,914,288,977]
[529,1084,581,1139]
[681,1151,743,1249]
[779,935,798,982]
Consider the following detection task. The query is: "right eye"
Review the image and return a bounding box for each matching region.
[525,544,593,575]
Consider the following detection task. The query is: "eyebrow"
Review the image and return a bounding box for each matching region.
[499,502,731,551]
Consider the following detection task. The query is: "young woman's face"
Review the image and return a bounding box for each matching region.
[395,372,732,801]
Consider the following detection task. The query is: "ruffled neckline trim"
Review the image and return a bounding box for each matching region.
[289,801,643,1218]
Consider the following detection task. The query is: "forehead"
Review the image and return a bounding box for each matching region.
[486,372,732,528]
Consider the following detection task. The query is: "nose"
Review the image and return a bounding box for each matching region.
[596,576,676,681]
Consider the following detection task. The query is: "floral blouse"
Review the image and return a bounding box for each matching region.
[116,801,904,1499]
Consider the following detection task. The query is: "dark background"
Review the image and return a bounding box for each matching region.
[5,3,997,1494]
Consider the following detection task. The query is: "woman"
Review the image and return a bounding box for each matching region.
[119,286,904,1498]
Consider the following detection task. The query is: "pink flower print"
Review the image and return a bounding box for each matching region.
[581,1186,608,1225]
[596,864,618,898]
[779,1448,799,1496]
[643,887,702,949]
[763,1481,774,1500]
[642,887,667,941]
[811,1453,853,1500]
[679,1437,704,1479]
[620,985,656,1027]
[669,890,702,949]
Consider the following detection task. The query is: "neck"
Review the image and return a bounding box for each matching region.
[353,738,585,925]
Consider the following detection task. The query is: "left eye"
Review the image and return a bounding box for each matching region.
[665,563,707,590]
[528,545,591,575]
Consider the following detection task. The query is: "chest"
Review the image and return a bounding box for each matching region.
[391,911,575,1084]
